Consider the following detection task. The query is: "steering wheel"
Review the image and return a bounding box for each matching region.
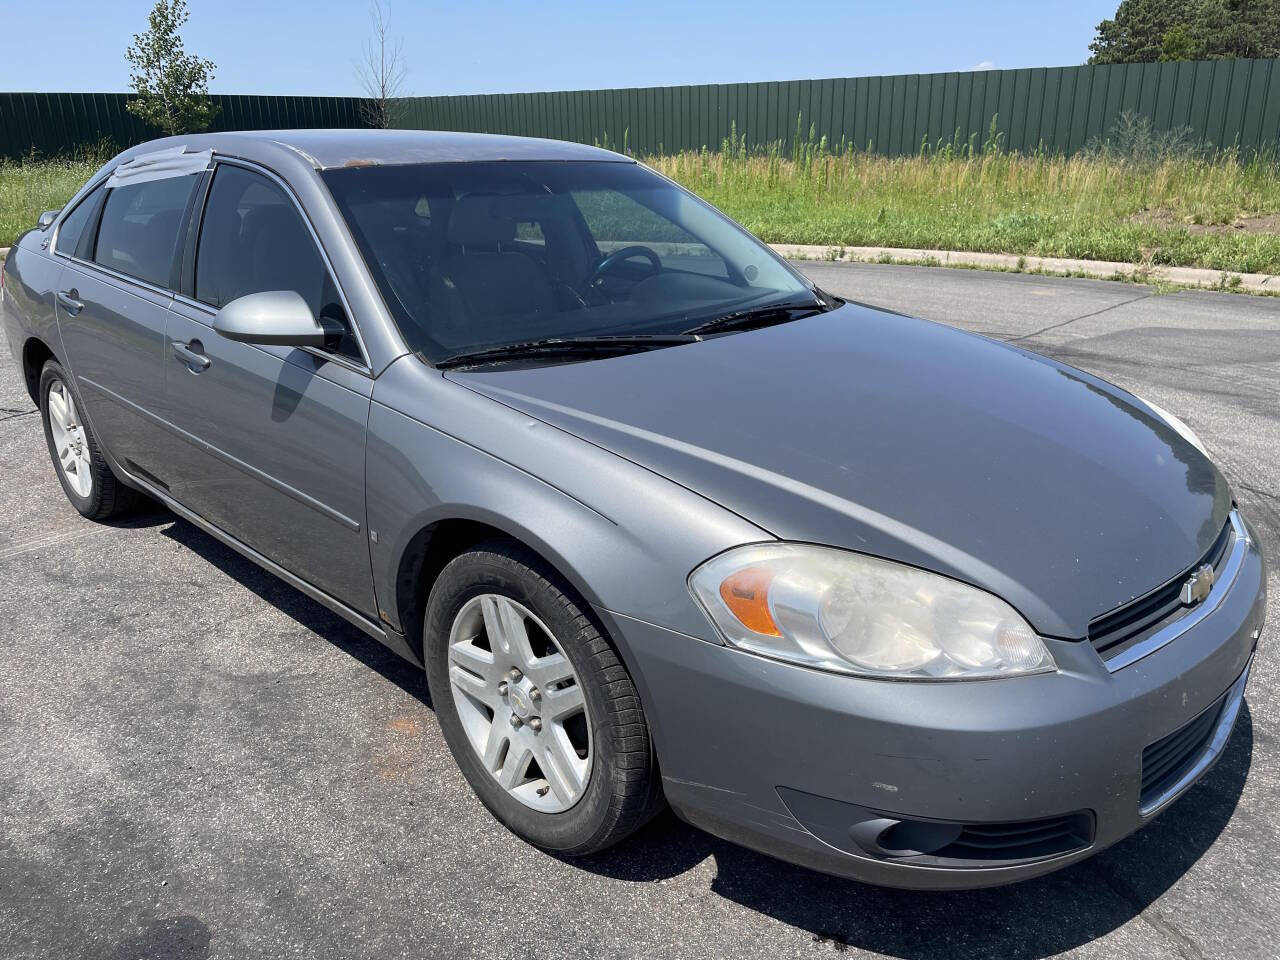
[587,245,663,286]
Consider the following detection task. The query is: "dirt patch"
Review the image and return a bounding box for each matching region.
[386,711,424,737]
[373,707,428,781]
[1128,210,1280,235]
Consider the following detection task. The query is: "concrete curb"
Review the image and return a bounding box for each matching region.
[771,243,1280,293]
[4,242,1277,293]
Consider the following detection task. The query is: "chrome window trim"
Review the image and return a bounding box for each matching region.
[202,156,374,374]
[1138,657,1251,817]
[53,253,176,303]
[1105,510,1249,673]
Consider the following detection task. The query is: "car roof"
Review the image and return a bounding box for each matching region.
[113,129,633,171]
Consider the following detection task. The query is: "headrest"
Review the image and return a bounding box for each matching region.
[447,194,517,246]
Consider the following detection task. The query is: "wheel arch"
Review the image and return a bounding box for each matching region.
[395,507,668,809]
[21,336,57,405]
[391,506,611,662]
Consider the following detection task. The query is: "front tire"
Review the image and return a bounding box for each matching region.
[39,360,138,520]
[425,540,663,855]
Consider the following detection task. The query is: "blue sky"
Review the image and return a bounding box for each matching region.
[2,1,1119,96]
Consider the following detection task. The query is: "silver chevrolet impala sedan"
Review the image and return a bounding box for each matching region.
[1,130,1266,889]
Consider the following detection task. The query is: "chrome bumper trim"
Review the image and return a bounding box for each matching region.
[1139,658,1251,818]
[1106,511,1249,673]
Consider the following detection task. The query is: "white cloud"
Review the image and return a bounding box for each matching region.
[968,60,998,71]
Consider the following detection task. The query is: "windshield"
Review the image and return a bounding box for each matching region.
[321,160,815,363]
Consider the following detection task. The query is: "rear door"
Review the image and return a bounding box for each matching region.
[164,160,376,615]
[53,172,202,478]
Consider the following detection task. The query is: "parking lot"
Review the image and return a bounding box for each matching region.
[1,262,1277,960]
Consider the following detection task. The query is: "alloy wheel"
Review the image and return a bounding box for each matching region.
[47,380,93,498]
[446,594,592,813]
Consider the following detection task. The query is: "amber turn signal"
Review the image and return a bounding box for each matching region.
[718,566,782,637]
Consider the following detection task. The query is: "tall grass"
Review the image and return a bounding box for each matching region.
[647,124,1280,273]
[0,146,110,252]
[3,131,1280,274]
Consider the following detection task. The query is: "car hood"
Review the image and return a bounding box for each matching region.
[445,303,1231,638]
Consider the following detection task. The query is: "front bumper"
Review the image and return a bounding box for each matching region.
[603,519,1266,890]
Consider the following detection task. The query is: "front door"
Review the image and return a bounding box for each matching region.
[162,162,376,615]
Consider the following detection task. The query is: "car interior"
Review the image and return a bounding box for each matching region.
[94,179,194,287]
[337,181,759,357]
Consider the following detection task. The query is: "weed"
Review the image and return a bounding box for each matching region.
[649,129,1280,274]
[4,131,1280,277]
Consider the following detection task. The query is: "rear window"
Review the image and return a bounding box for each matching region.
[94,174,199,288]
[54,184,105,258]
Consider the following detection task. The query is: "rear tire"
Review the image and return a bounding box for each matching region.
[39,360,139,521]
[425,539,664,855]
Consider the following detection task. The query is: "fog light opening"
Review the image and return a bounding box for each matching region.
[873,820,964,857]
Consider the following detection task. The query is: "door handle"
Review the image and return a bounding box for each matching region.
[56,289,84,316]
[171,340,211,372]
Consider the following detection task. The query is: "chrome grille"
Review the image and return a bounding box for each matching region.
[1089,519,1234,665]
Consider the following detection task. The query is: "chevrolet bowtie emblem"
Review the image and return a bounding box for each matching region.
[1180,563,1215,606]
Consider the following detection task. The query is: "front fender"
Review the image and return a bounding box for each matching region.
[365,355,769,643]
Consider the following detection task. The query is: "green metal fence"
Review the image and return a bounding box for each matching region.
[4,58,1279,161]
[0,92,367,160]
[394,58,1280,156]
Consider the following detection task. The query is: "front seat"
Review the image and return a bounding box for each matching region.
[428,194,557,341]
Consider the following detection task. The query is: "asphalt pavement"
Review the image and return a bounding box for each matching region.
[1,262,1277,959]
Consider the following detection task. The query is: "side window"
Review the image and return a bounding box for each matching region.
[94,175,199,287]
[196,165,360,361]
[513,220,545,244]
[54,184,105,258]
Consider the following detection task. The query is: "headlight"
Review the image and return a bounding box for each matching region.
[1137,395,1209,458]
[690,544,1055,680]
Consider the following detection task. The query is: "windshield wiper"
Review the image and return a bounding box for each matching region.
[436,334,701,369]
[682,299,827,336]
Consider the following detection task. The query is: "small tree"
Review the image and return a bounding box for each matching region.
[125,0,218,136]
[356,1,408,129]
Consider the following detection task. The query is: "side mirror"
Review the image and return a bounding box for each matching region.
[213,290,335,348]
[37,209,60,231]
